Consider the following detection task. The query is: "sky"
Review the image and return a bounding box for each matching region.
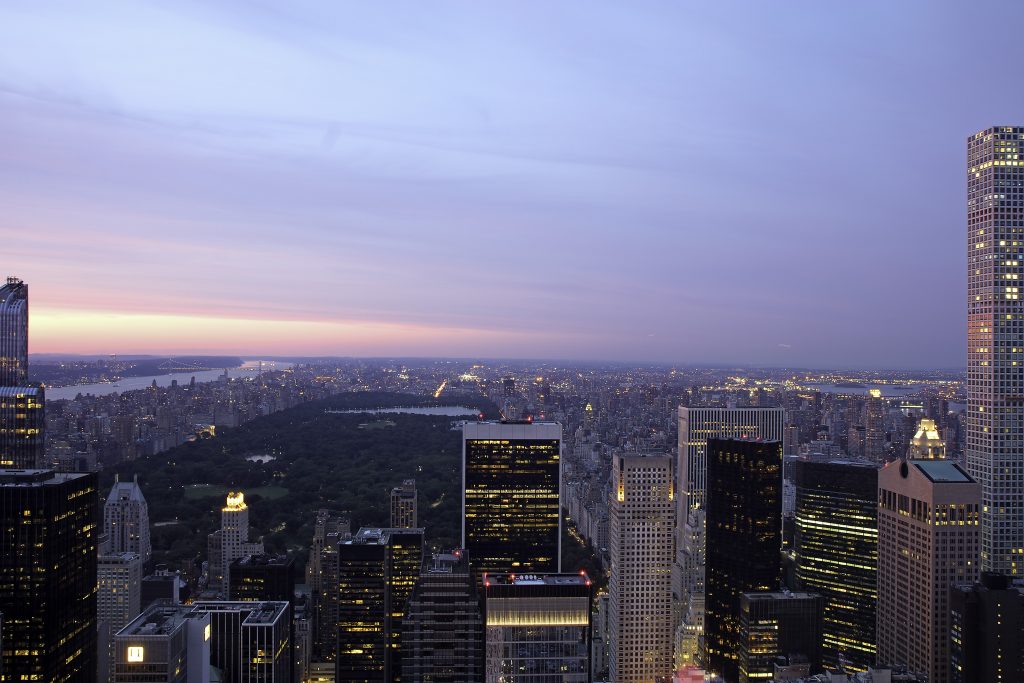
[1,1,1022,368]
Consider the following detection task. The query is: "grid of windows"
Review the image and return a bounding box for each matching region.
[609,454,674,683]
[966,126,1024,575]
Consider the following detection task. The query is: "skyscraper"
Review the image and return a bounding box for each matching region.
[104,474,152,565]
[335,527,424,683]
[482,573,591,683]
[676,407,785,521]
[877,459,980,683]
[609,452,674,683]
[0,386,44,469]
[674,408,783,659]
[793,459,877,671]
[863,390,886,464]
[950,572,1024,683]
[229,554,296,605]
[0,277,28,386]
[402,550,484,683]
[462,420,561,575]
[0,469,98,682]
[0,278,43,470]
[97,552,143,683]
[702,438,782,683]
[191,600,292,683]
[390,479,417,528]
[737,591,824,683]
[208,492,263,595]
[307,509,350,661]
[967,125,1024,575]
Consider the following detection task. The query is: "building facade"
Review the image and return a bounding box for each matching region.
[482,573,591,683]
[950,572,1024,683]
[674,408,783,660]
[876,459,980,683]
[335,527,424,683]
[389,479,417,528]
[737,591,824,683]
[793,459,877,671]
[114,603,212,683]
[98,552,144,683]
[229,553,296,606]
[609,453,674,683]
[191,601,292,683]
[402,550,484,683]
[307,509,350,661]
[0,469,98,682]
[462,420,561,575]
[104,474,153,564]
[0,386,44,469]
[0,277,28,387]
[208,492,263,596]
[702,438,783,683]
[966,125,1024,575]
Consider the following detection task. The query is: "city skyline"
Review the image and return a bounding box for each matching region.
[4,2,1024,367]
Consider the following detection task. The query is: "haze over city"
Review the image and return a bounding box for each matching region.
[4,1,1024,366]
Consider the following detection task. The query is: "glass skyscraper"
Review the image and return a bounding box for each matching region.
[462,420,561,576]
[793,459,877,671]
[702,438,782,683]
[0,277,43,469]
[967,126,1024,574]
[0,469,99,682]
[0,277,28,387]
[335,527,424,683]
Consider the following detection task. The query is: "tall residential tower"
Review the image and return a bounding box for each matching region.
[609,453,674,683]
[966,125,1024,574]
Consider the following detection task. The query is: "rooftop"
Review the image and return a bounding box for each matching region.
[483,572,591,587]
[118,603,194,637]
[0,469,90,486]
[913,459,974,483]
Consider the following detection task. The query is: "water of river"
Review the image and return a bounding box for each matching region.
[805,383,926,397]
[45,360,294,401]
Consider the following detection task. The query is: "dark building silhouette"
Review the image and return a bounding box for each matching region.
[140,569,189,610]
[738,591,824,682]
[402,550,483,682]
[702,438,782,683]
[0,469,98,682]
[229,554,296,606]
[0,386,44,469]
[950,573,1024,683]
[462,421,561,576]
[336,528,423,683]
[793,459,877,670]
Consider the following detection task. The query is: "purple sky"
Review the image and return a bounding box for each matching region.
[1,1,1021,367]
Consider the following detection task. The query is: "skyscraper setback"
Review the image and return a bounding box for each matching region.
[967,125,1024,575]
